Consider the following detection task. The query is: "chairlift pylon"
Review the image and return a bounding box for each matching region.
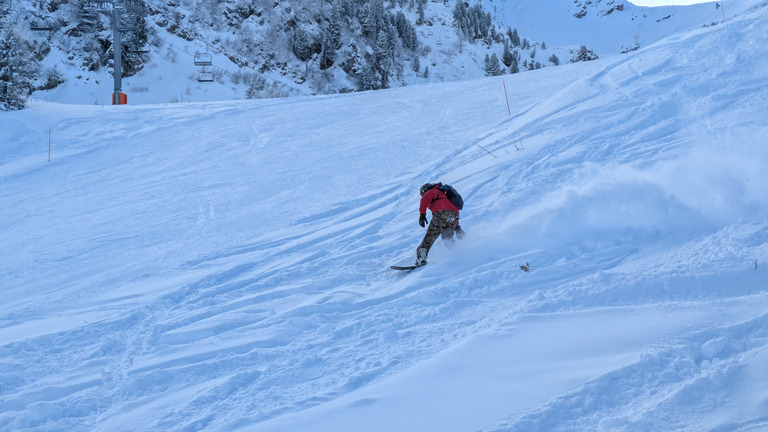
[194,52,212,66]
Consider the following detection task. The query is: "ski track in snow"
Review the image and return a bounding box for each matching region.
[481,310,768,432]
[3,3,768,431]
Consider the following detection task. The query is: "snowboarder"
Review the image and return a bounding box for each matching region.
[415,183,465,266]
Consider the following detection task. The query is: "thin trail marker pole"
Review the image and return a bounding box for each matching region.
[721,1,726,22]
[48,124,51,162]
[503,82,511,117]
[717,2,726,22]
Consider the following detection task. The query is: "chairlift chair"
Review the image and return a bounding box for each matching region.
[194,52,212,66]
[124,0,145,14]
[30,17,54,31]
[198,70,214,83]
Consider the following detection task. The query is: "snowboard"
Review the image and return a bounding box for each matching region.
[391,264,423,271]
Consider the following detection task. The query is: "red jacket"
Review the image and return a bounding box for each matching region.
[420,186,459,215]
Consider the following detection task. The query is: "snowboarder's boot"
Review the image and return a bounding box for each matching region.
[415,248,428,266]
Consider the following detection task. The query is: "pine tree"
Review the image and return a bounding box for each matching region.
[509,28,521,47]
[386,20,398,62]
[484,53,502,77]
[454,2,492,41]
[329,2,343,49]
[394,11,418,51]
[375,29,391,68]
[453,1,467,27]
[361,0,385,38]
[411,56,420,74]
[336,0,357,19]
[290,28,312,62]
[502,40,514,67]
[510,49,521,73]
[319,30,337,70]
[571,45,599,63]
[357,61,378,91]
[1,30,37,111]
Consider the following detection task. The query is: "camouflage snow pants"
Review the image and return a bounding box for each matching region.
[417,210,460,259]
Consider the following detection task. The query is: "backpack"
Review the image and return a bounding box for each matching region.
[437,184,464,210]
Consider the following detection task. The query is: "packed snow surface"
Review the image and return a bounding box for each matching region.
[2,2,768,431]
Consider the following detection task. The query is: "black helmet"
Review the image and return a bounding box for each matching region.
[420,183,433,195]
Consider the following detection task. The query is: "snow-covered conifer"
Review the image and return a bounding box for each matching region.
[484,52,502,77]
[0,31,37,111]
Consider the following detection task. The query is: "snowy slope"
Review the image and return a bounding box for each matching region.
[2,1,768,431]
[484,0,734,53]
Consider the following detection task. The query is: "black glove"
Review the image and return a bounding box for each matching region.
[419,213,428,227]
[456,226,466,239]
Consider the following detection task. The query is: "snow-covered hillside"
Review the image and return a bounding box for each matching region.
[3,0,743,105]
[486,0,731,53]
[2,1,768,431]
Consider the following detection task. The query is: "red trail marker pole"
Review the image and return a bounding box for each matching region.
[48,124,51,162]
